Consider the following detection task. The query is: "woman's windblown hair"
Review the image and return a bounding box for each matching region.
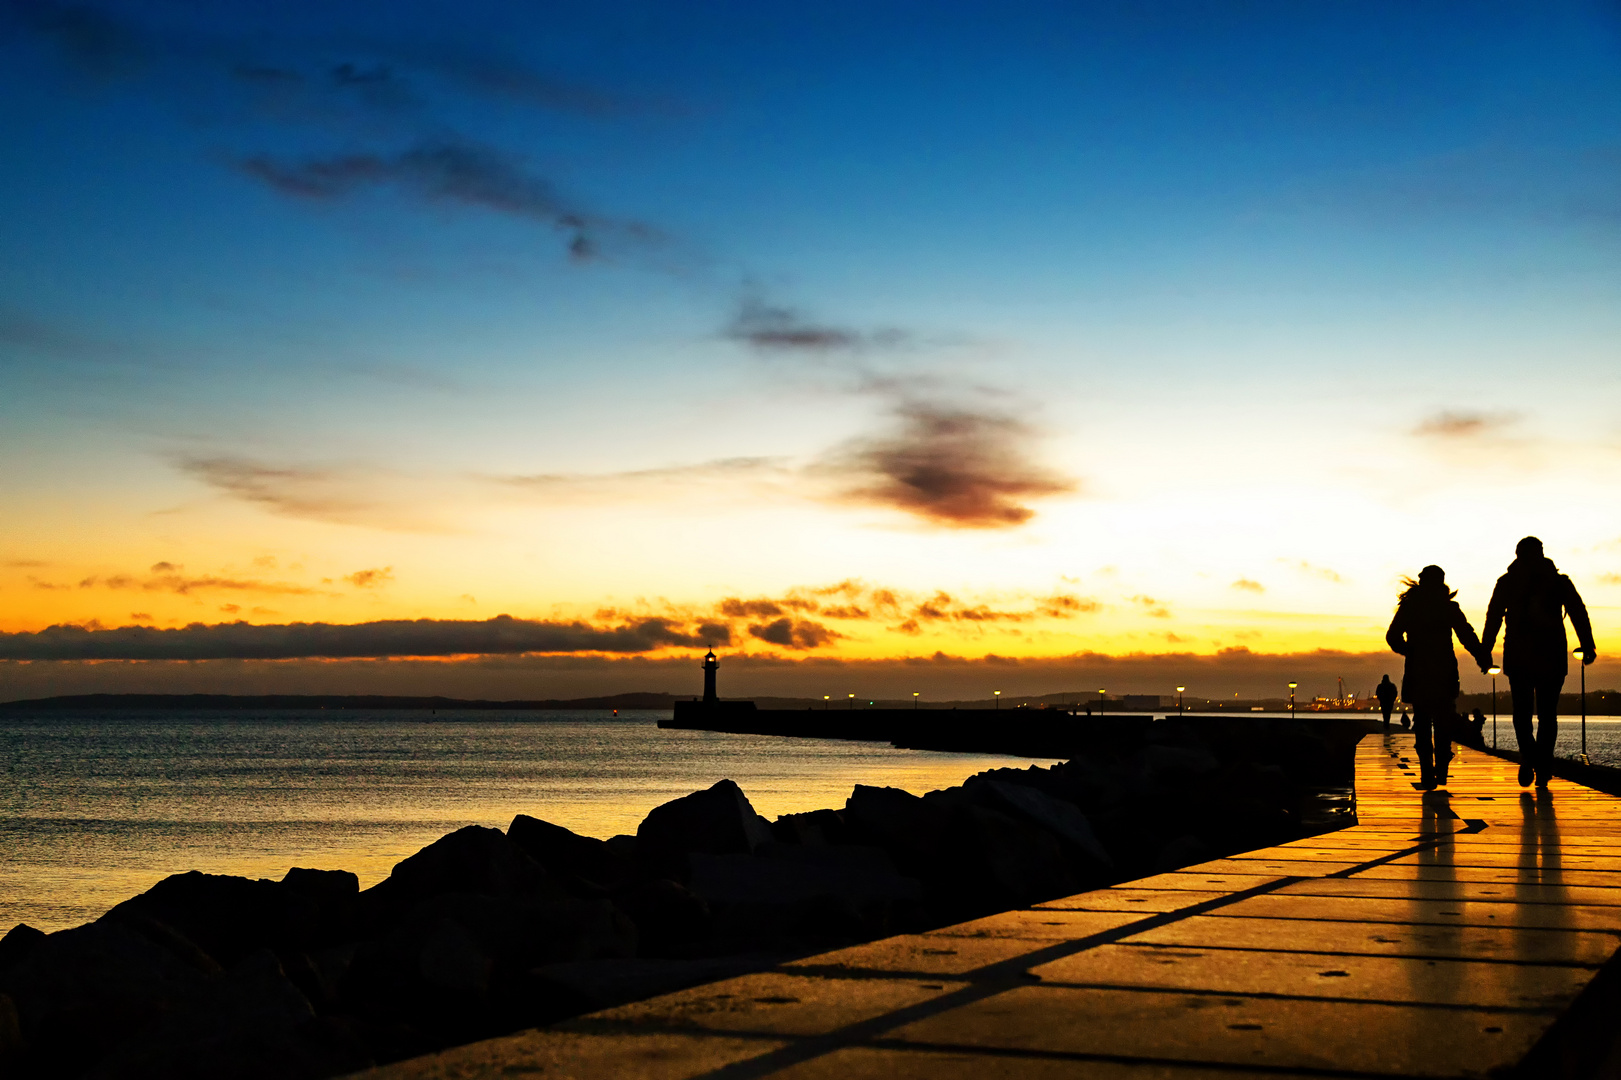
[1397,564,1457,607]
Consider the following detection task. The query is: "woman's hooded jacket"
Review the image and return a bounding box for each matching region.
[1386,574,1485,704]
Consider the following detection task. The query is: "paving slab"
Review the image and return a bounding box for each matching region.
[360,733,1621,1080]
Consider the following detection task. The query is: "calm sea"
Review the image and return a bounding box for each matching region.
[0,709,1058,932]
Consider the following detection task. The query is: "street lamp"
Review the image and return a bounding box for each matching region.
[1098,688,1106,716]
[1487,667,1500,749]
[823,695,830,710]
[913,692,920,711]
[848,693,854,711]
[1176,686,1185,716]
[1288,682,1297,722]
[994,690,1001,711]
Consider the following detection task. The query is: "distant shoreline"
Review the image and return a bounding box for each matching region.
[0,692,679,711]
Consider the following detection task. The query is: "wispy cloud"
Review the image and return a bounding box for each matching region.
[724,297,907,354]
[1277,559,1343,584]
[77,561,323,596]
[344,567,394,588]
[237,139,654,262]
[501,456,790,500]
[1231,578,1266,593]
[176,456,448,532]
[816,402,1076,528]
[1413,410,1519,439]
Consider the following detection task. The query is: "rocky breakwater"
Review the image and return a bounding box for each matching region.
[0,715,1368,1079]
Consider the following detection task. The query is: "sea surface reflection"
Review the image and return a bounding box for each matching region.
[0,709,1058,931]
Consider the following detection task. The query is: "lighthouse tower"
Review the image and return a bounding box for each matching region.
[702,650,719,704]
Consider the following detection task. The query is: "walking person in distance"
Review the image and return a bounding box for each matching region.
[1386,565,1489,790]
[1376,674,1397,729]
[1481,536,1597,788]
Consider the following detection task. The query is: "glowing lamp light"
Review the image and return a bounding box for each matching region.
[1488,667,1501,676]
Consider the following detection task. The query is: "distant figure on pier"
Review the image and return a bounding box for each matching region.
[1375,675,1397,728]
[1481,536,1596,788]
[1386,564,1489,789]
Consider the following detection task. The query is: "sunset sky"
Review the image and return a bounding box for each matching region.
[2,1,1619,701]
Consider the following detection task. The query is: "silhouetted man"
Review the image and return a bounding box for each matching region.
[1375,675,1397,728]
[1387,564,1488,789]
[1481,536,1596,788]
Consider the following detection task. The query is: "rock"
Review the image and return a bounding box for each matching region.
[280,868,359,947]
[0,925,45,973]
[1140,743,1222,781]
[612,879,711,956]
[359,826,559,925]
[842,785,950,867]
[945,801,1082,912]
[688,844,922,948]
[689,844,920,908]
[770,808,850,846]
[101,871,321,968]
[0,992,22,1064]
[508,815,630,889]
[84,949,370,1080]
[968,779,1114,871]
[636,780,772,880]
[530,954,784,1013]
[0,919,217,1076]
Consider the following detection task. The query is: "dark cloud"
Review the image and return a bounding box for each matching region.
[236,140,639,261]
[819,402,1076,528]
[720,598,785,619]
[344,567,394,588]
[746,618,839,650]
[1413,410,1518,438]
[6,0,146,76]
[0,614,726,661]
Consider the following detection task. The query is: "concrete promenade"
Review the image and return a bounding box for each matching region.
[365,733,1621,1079]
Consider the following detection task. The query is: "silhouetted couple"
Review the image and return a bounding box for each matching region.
[1385,537,1595,791]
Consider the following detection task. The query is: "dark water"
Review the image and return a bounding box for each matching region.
[0,709,1058,932]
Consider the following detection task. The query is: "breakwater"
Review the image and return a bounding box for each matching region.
[664,702,1155,758]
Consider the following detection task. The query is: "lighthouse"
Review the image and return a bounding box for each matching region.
[702,650,719,704]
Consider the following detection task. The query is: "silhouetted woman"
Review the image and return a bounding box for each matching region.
[1386,565,1487,789]
[1481,536,1596,788]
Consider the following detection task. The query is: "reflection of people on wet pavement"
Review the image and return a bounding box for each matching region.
[1386,565,1489,790]
[1376,675,1397,728]
[1481,537,1597,788]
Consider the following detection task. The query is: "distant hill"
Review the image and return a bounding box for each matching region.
[0,692,679,711]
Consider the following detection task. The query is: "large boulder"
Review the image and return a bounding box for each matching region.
[0,919,218,1076]
[967,779,1114,871]
[0,925,45,973]
[507,816,631,890]
[636,780,772,881]
[82,949,369,1080]
[358,826,558,925]
[770,808,850,846]
[841,785,951,871]
[101,872,322,969]
[611,879,711,956]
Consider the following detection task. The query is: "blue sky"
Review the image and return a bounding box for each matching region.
[2,0,1619,697]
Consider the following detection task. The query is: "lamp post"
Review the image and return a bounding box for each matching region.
[913,692,919,711]
[1098,688,1106,716]
[848,693,854,711]
[994,690,1001,711]
[1176,686,1185,716]
[1288,682,1297,722]
[823,695,830,710]
[1487,667,1500,749]
[1576,648,1590,765]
